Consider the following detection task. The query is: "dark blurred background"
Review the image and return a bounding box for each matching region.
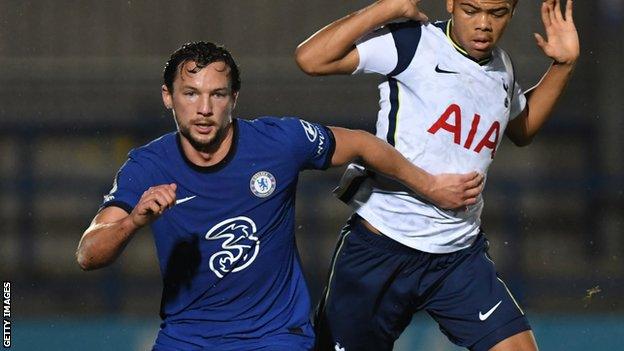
[1,1,622,350]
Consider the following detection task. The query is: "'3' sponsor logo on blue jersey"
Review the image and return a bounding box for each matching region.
[204,216,260,278]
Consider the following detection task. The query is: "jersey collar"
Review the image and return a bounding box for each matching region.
[439,20,492,66]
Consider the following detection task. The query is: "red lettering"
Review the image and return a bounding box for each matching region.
[427,104,462,144]
[463,113,481,149]
[428,104,500,158]
[474,121,500,159]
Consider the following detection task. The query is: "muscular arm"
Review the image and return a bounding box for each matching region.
[76,184,176,270]
[506,0,579,146]
[295,0,428,75]
[329,127,483,209]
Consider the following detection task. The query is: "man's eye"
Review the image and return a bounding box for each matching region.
[184,92,196,96]
[492,10,508,17]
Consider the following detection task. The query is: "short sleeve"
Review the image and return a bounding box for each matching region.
[354,20,423,77]
[354,26,397,75]
[509,82,527,120]
[279,118,336,171]
[101,156,148,213]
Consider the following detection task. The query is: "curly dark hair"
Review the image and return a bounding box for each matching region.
[163,41,241,93]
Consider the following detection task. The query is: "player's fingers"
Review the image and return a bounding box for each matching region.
[547,0,557,24]
[150,185,176,206]
[465,174,483,189]
[169,184,178,202]
[147,201,163,215]
[565,0,574,23]
[553,0,564,22]
[151,192,171,209]
[464,197,478,206]
[155,187,176,207]
[460,171,479,182]
[164,184,177,197]
[136,202,151,216]
[464,186,482,199]
[541,1,551,27]
[534,33,547,49]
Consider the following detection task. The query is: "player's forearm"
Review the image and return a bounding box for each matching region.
[358,133,433,197]
[76,216,139,271]
[295,1,400,75]
[515,62,575,145]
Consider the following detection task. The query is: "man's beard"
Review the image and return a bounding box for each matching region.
[178,120,229,153]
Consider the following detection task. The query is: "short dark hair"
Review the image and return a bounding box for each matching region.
[163,41,241,93]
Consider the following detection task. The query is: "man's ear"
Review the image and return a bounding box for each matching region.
[231,91,239,110]
[446,0,454,14]
[162,85,173,109]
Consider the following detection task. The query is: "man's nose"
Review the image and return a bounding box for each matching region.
[197,95,212,116]
[476,13,492,31]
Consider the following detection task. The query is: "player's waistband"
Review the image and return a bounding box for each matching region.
[350,214,486,257]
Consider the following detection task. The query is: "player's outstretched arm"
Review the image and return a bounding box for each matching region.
[329,127,483,210]
[506,0,579,146]
[295,0,428,75]
[76,183,177,270]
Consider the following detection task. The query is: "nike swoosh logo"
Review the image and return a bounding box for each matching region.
[479,300,502,321]
[175,195,197,205]
[435,64,459,74]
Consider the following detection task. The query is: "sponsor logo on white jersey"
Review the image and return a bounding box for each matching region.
[205,216,260,278]
[427,103,501,159]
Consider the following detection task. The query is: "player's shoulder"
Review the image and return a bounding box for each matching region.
[382,20,449,77]
[128,131,177,163]
[242,116,316,139]
[241,116,331,155]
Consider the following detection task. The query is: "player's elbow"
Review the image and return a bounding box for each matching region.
[294,45,326,76]
[76,243,104,271]
[505,129,535,147]
[76,250,94,271]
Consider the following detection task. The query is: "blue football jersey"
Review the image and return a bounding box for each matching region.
[102,117,335,350]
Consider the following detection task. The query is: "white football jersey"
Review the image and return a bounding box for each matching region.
[347,20,526,253]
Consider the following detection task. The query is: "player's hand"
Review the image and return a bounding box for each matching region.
[382,0,429,22]
[534,0,579,66]
[426,172,484,210]
[130,183,177,228]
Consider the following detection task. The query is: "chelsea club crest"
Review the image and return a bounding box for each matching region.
[250,171,276,198]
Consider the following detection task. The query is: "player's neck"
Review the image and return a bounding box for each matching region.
[181,122,235,167]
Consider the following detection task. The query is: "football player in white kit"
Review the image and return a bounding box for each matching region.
[296,0,579,350]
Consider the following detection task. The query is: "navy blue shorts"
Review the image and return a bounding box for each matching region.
[314,215,530,351]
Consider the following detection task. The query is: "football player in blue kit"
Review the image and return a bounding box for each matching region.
[75,41,485,350]
[296,0,579,350]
